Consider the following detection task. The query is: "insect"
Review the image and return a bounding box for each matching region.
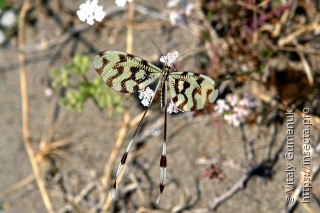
[92,50,218,203]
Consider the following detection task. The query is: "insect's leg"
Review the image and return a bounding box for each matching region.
[156,103,167,204]
[112,80,162,199]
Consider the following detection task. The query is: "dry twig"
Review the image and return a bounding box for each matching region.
[18,1,54,212]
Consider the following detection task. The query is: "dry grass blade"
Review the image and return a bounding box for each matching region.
[0,175,34,199]
[18,1,54,212]
[299,53,313,85]
[278,23,320,47]
[293,40,314,85]
[126,0,135,54]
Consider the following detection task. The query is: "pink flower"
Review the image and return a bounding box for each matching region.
[215,93,255,126]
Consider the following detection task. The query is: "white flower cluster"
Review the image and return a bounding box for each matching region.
[138,87,155,107]
[167,99,184,114]
[160,51,179,68]
[77,0,106,25]
[215,94,255,127]
[167,0,194,26]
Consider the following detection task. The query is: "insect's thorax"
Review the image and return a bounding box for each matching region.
[159,66,171,109]
[162,66,171,81]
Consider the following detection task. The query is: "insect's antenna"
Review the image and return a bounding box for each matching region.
[151,41,169,66]
[111,80,162,200]
[173,49,196,64]
[152,41,165,58]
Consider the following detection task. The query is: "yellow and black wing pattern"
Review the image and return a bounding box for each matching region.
[93,51,162,93]
[168,72,218,111]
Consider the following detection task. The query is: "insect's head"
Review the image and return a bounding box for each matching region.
[151,41,196,71]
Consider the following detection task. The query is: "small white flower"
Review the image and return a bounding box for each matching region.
[226,94,238,107]
[215,94,255,126]
[169,11,184,26]
[0,10,17,28]
[215,99,230,114]
[0,30,5,44]
[224,114,241,127]
[45,88,53,97]
[115,0,132,7]
[184,3,194,16]
[168,1,194,26]
[167,0,181,8]
[233,106,249,118]
[115,0,127,7]
[239,98,250,108]
[77,0,105,25]
[240,94,255,108]
[167,99,184,114]
[160,51,179,67]
[139,87,155,107]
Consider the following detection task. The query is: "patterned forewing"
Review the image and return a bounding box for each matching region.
[93,51,162,93]
[168,72,218,111]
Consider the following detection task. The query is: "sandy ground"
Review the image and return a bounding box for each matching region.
[0,0,319,212]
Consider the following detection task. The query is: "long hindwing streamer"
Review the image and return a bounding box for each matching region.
[92,51,162,200]
[168,72,218,111]
[93,50,162,93]
[92,50,219,203]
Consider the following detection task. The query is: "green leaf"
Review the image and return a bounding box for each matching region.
[50,53,123,114]
[0,0,8,9]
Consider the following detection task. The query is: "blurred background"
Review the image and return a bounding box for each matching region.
[0,0,319,212]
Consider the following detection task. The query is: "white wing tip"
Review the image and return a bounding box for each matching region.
[111,188,117,200]
[156,195,161,204]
